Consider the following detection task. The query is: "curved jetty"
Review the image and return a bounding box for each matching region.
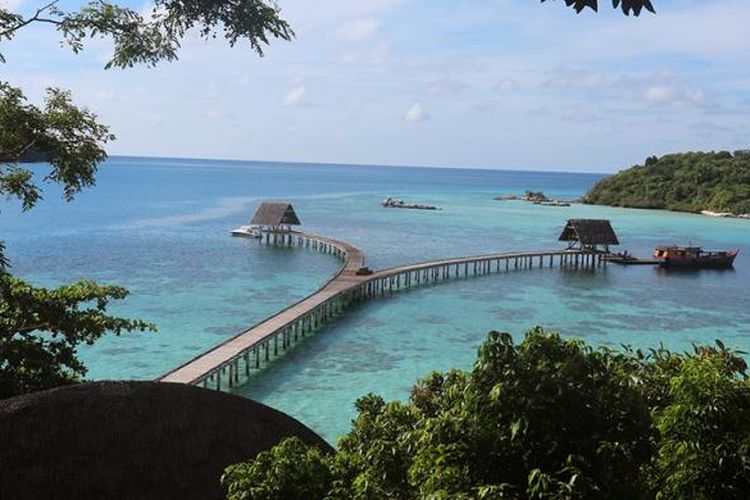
[159,229,603,390]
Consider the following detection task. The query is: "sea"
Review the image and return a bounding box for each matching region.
[3,156,749,442]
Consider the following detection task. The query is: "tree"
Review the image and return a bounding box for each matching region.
[223,437,333,500]
[541,0,656,16]
[652,347,750,499]
[0,275,154,398]
[0,0,293,399]
[583,151,750,215]
[224,329,750,499]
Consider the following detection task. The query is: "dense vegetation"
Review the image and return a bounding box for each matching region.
[0,1,292,399]
[584,151,750,215]
[223,328,750,499]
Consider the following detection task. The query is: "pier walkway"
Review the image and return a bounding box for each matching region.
[159,231,603,390]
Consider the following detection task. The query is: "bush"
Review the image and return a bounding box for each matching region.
[223,328,750,499]
[223,437,332,500]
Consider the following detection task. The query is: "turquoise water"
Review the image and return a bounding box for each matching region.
[3,156,749,442]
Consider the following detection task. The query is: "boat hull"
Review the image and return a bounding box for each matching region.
[657,250,738,269]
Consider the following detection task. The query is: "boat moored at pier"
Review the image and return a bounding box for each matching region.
[654,246,739,269]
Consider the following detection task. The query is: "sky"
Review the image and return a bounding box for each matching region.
[2,0,750,172]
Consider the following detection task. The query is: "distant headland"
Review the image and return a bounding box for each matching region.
[583,151,750,219]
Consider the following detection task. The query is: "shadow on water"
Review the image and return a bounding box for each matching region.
[653,266,737,278]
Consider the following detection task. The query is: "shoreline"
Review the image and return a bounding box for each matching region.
[701,210,750,220]
[579,202,750,221]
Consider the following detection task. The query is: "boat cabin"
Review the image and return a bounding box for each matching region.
[654,246,702,260]
[558,219,619,253]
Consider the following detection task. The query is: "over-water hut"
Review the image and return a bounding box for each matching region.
[250,201,301,233]
[558,219,619,253]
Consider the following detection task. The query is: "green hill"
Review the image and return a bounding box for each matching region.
[584,151,750,216]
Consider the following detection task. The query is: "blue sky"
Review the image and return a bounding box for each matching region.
[3,0,750,172]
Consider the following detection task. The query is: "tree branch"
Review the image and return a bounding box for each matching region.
[0,1,61,39]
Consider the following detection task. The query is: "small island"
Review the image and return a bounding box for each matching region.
[494,190,571,207]
[584,151,750,219]
[382,197,440,210]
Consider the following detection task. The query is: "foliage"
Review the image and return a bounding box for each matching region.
[223,437,333,500]
[224,328,750,499]
[0,0,293,68]
[652,349,750,499]
[0,81,153,399]
[540,0,656,16]
[584,151,750,215]
[1,0,292,399]
[0,273,153,399]
[0,82,114,209]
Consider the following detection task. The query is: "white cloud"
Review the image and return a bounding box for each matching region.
[405,103,429,123]
[340,40,391,65]
[545,68,711,109]
[428,77,469,95]
[625,73,710,108]
[643,85,673,104]
[544,68,614,89]
[205,108,235,119]
[336,18,382,42]
[558,0,750,63]
[283,85,306,106]
[285,0,402,25]
[643,85,707,107]
[494,78,518,92]
[5,0,748,172]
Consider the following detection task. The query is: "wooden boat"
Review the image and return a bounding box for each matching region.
[653,246,739,269]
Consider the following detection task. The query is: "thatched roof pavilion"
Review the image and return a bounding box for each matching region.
[559,219,619,252]
[250,201,301,229]
[0,381,331,500]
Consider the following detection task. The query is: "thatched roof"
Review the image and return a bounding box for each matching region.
[558,219,619,246]
[0,381,331,500]
[250,202,301,226]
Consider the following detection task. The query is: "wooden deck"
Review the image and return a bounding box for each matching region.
[604,255,659,265]
[158,231,602,390]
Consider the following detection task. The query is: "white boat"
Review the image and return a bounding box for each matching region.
[231,225,263,238]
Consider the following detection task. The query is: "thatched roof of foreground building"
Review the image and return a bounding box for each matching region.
[250,201,301,226]
[0,381,331,500]
[558,219,620,246]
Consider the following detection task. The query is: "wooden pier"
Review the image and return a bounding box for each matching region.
[158,230,604,391]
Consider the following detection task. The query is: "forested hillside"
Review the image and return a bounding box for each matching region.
[584,151,750,215]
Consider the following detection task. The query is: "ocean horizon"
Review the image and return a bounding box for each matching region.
[105,154,614,176]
